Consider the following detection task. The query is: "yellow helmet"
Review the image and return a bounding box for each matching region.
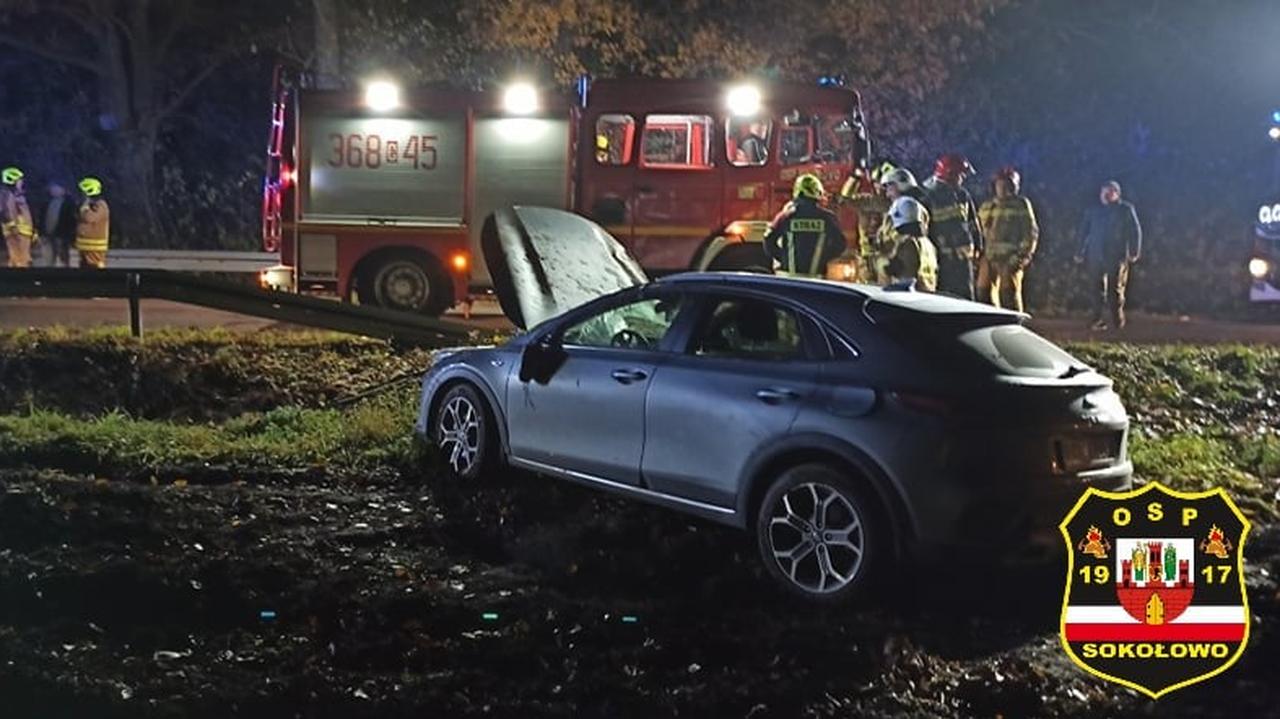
[1,166,22,186]
[865,159,896,182]
[793,173,825,200]
[79,176,103,197]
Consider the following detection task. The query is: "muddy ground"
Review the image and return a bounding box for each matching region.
[1,465,1278,718]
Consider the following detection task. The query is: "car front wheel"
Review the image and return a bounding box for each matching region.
[434,383,498,481]
[756,464,881,603]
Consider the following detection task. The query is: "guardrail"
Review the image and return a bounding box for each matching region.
[0,268,479,347]
[59,249,282,273]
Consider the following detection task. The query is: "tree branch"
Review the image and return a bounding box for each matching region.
[0,30,104,74]
[157,46,238,118]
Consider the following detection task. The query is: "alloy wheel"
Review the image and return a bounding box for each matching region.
[766,481,865,594]
[437,394,481,476]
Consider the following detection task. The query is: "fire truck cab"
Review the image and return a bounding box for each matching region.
[263,75,866,316]
[579,78,866,274]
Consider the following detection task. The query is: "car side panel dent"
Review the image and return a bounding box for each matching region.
[735,432,917,554]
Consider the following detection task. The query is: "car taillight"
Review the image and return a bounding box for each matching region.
[891,391,954,416]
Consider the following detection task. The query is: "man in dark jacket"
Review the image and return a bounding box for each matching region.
[922,153,983,299]
[1075,180,1142,329]
[765,173,847,277]
[38,181,77,267]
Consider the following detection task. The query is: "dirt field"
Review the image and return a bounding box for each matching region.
[1,331,1278,717]
[1,464,1277,718]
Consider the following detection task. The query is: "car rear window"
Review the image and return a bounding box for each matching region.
[954,324,1082,378]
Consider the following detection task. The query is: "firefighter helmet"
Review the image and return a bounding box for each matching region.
[793,173,825,200]
[879,167,917,193]
[934,153,975,183]
[889,196,926,230]
[869,161,897,184]
[78,176,103,197]
[1,166,22,186]
[994,165,1021,193]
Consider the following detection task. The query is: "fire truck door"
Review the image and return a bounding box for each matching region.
[470,117,572,286]
[630,114,722,271]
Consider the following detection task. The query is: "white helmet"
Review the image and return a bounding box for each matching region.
[880,167,917,193]
[889,196,926,229]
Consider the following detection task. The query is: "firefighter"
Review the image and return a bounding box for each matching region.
[765,173,847,277]
[838,161,893,282]
[922,153,983,299]
[1,166,36,268]
[976,166,1039,311]
[75,177,110,269]
[868,167,929,284]
[884,196,938,292]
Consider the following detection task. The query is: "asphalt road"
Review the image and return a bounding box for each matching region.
[2,297,1280,344]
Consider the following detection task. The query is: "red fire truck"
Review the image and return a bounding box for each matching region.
[262,73,868,316]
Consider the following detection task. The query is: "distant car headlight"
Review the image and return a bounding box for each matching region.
[1249,257,1270,279]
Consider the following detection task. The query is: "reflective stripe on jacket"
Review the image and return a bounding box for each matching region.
[1,188,34,238]
[76,199,110,252]
[978,195,1039,260]
[765,198,848,276]
[889,234,938,292]
[922,176,982,255]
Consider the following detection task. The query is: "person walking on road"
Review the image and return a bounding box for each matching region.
[75,177,110,269]
[1075,180,1141,330]
[38,180,77,267]
[976,166,1039,312]
[1,166,36,268]
[765,173,847,278]
[922,153,983,299]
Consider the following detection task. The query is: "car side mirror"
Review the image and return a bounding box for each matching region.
[519,333,566,384]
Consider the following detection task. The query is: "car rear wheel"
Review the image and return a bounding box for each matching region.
[756,463,881,603]
[433,383,498,481]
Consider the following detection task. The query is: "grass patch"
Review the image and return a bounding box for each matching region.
[1130,432,1277,522]
[0,389,426,481]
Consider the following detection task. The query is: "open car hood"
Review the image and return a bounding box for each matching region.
[481,206,648,330]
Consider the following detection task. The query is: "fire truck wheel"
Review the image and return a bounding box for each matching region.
[433,383,500,482]
[755,463,882,604]
[368,252,450,316]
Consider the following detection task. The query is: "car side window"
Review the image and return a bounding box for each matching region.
[562,296,684,350]
[690,297,808,361]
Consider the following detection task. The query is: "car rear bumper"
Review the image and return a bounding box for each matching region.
[909,459,1133,561]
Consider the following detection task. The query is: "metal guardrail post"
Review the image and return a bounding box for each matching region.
[127,272,142,338]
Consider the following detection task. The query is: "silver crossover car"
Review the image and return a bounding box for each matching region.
[416,207,1132,602]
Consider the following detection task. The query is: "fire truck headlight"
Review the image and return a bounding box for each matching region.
[503,82,539,115]
[727,84,762,117]
[1249,257,1270,279]
[364,80,401,112]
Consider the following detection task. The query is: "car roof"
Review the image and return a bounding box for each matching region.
[655,272,1025,318]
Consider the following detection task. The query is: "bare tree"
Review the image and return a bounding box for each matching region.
[0,0,275,235]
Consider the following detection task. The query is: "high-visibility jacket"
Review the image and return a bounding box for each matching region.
[977,195,1039,263]
[922,176,982,259]
[76,199,110,252]
[847,191,889,274]
[0,188,34,239]
[764,197,847,276]
[887,233,938,292]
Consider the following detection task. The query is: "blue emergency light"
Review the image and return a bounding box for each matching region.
[576,74,591,108]
[1271,110,1280,124]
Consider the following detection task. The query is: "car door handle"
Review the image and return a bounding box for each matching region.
[755,387,799,404]
[635,185,656,195]
[611,368,649,384]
